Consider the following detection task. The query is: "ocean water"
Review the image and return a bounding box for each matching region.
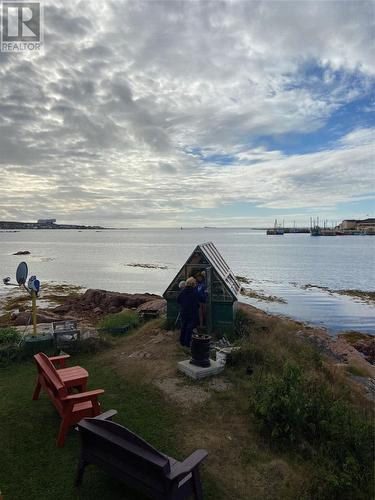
[0,228,374,334]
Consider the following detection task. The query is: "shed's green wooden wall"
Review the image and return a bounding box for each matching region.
[166,298,237,336]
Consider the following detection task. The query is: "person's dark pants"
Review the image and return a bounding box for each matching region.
[180,317,196,347]
[199,302,206,327]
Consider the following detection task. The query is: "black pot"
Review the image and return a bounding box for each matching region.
[190,334,211,368]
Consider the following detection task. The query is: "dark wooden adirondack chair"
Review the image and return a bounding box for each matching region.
[76,411,208,500]
[32,352,104,446]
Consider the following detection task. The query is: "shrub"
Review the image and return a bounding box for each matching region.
[0,327,21,365]
[97,310,140,332]
[230,340,267,367]
[0,327,21,345]
[250,362,374,499]
[233,309,253,339]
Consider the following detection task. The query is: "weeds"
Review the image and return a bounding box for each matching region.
[97,310,140,332]
[0,326,21,345]
[250,362,374,499]
[233,309,253,339]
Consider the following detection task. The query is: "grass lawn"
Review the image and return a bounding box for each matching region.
[0,338,222,500]
[0,313,373,500]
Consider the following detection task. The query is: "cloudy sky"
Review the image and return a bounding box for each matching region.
[0,0,374,227]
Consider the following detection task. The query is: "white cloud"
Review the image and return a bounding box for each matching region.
[0,0,373,226]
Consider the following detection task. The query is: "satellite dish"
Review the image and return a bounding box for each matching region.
[16,261,28,285]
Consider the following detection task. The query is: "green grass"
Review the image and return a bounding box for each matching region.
[97,310,140,332]
[0,350,223,500]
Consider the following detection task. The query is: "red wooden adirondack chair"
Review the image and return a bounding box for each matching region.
[33,352,88,393]
[33,352,104,446]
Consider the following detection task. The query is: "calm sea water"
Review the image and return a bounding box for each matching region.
[0,228,374,334]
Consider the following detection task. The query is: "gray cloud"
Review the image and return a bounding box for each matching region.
[0,0,373,226]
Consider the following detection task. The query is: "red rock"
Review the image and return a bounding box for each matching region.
[53,304,71,314]
[136,299,166,316]
[13,310,72,325]
[51,289,162,320]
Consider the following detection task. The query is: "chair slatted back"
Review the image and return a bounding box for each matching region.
[79,418,171,495]
[34,353,67,413]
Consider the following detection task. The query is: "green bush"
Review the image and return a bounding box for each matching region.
[0,327,21,345]
[0,327,21,365]
[97,310,140,332]
[250,362,374,499]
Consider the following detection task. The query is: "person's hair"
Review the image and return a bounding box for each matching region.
[186,277,197,287]
[178,280,186,289]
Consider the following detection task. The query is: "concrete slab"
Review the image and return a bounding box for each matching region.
[177,359,225,380]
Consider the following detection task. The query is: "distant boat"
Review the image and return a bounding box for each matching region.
[311,227,337,236]
[310,226,321,236]
[310,216,322,236]
[267,219,284,235]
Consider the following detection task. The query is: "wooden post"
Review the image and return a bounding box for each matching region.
[31,290,37,336]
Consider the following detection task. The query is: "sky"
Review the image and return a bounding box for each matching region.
[0,0,374,227]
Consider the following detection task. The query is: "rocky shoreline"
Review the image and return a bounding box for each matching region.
[1,285,374,375]
[237,303,374,374]
[3,288,164,325]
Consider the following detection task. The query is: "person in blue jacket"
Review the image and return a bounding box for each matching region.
[195,271,207,327]
[177,276,199,347]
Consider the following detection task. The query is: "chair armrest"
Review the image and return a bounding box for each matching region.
[49,354,70,368]
[94,409,117,420]
[168,449,208,481]
[62,389,104,404]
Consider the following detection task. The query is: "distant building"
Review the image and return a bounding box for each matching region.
[338,218,375,233]
[339,219,357,230]
[37,219,56,225]
[356,218,375,234]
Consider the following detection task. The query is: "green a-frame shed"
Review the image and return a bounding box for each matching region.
[163,242,241,335]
